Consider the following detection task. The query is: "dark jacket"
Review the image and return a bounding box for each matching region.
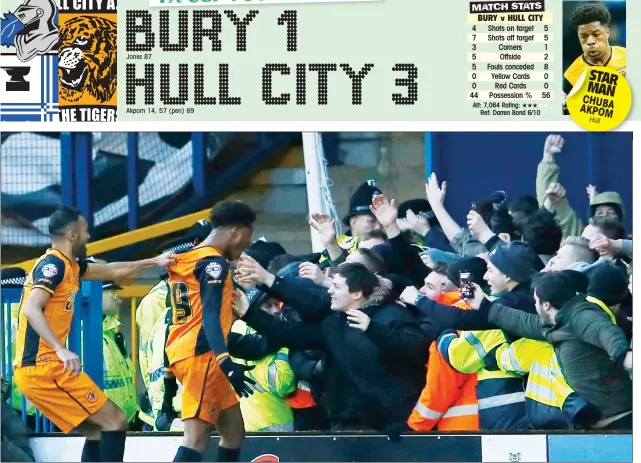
[289,349,325,405]
[388,235,430,289]
[422,228,456,253]
[260,275,332,321]
[414,282,535,342]
[261,272,413,323]
[243,278,429,431]
[483,294,632,423]
[227,331,282,360]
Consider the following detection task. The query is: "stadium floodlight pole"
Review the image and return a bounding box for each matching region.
[302,132,327,253]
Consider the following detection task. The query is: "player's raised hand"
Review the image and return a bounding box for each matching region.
[219,357,256,398]
[370,194,398,229]
[544,134,565,157]
[56,348,82,377]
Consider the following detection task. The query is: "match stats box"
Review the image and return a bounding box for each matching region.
[0,0,637,127]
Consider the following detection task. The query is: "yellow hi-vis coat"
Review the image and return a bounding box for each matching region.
[231,319,297,432]
[493,338,590,429]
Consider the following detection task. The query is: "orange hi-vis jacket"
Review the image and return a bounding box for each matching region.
[408,292,479,431]
[288,380,317,409]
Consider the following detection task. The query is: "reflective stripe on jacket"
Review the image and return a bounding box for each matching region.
[438,311,529,430]
[408,294,478,431]
[495,338,589,429]
[232,320,296,432]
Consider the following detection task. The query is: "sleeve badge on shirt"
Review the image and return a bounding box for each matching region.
[41,263,58,278]
[85,390,98,403]
[205,262,223,279]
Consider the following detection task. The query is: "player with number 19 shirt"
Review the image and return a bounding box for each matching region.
[165,246,237,420]
[164,200,257,463]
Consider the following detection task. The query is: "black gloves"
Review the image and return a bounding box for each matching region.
[155,377,179,431]
[219,357,256,398]
[155,406,176,431]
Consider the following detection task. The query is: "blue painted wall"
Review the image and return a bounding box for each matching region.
[547,434,632,462]
[427,132,633,233]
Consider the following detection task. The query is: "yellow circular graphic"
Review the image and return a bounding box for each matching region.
[566,66,631,131]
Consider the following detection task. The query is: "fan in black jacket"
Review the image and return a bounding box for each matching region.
[234,261,429,440]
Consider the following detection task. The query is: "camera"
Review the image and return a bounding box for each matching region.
[459,271,475,299]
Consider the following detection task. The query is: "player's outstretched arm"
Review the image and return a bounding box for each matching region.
[81,252,175,282]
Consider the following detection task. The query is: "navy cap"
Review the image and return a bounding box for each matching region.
[487,242,541,284]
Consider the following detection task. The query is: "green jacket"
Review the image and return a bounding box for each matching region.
[536,160,583,239]
[103,316,139,423]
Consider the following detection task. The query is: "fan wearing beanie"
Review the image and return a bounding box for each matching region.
[586,264,630,310]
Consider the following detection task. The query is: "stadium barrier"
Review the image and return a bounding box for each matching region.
[28,432,633,462]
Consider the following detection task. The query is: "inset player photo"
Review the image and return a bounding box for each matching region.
[561,0,626,114]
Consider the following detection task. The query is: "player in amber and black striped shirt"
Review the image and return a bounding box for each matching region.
[563,3,626,112]
[165,201,257,463]
[13,206,173,462]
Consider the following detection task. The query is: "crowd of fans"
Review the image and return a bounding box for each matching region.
[3,134,633,444]
[133,133,633,437]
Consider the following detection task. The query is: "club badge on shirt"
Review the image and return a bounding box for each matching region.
[41,263,58,278]
[206,262,223,279]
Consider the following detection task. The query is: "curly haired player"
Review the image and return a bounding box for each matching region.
[165,201,258,462]
[564,2,626,89]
